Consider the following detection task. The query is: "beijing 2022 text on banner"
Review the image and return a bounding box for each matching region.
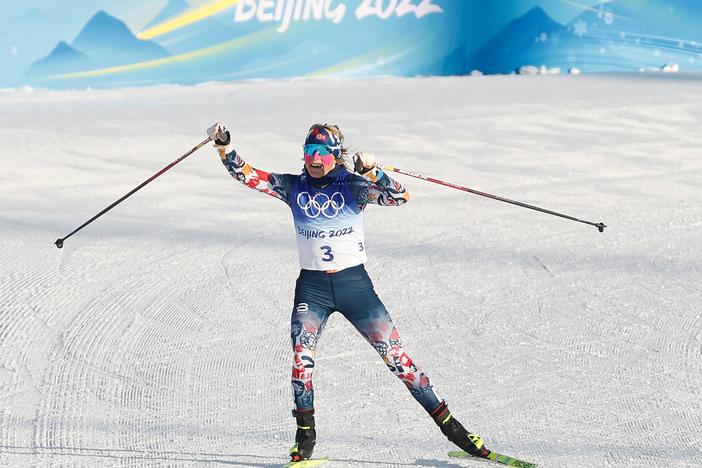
[2,0,701,89]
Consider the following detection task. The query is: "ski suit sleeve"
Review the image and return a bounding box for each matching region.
[220,147,295,205]
[349,166,410,206]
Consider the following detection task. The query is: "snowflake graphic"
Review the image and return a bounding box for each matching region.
[573,20,588,37]
[300,330,317,350]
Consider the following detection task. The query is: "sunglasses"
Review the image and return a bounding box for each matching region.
[303,144,335,165]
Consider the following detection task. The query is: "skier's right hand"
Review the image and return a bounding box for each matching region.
[207,122,231,149]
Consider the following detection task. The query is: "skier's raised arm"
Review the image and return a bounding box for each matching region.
[207,122,294,204]
[348,151,410,206]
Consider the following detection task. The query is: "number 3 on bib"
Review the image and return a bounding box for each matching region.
[320,245,334,262]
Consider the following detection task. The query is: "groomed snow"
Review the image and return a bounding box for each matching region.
[1,74,701,467]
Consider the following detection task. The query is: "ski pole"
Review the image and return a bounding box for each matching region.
[54,137,212,249]
[381,164,606,233]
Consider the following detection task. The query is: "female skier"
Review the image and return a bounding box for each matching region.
[206,122,490,463]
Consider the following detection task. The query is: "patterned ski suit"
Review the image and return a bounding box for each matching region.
[220,148,442,415]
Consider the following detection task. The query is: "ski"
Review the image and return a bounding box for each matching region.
[284,457,330,467]
[449,450,538,467]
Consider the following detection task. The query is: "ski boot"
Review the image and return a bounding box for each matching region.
[431,401,490,458]
[290,409,316,462]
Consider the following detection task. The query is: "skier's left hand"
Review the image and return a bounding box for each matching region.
[354,151,376,174]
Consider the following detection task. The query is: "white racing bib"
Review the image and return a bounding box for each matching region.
[289,173,367,271]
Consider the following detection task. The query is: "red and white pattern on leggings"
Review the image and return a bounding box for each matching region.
[290,307,322,410]
[291,310,439,411]
[364,321,438,404]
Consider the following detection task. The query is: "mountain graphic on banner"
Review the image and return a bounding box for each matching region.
[26,10,170,78]
[72,11,170,66]
[466,7,570,74]
[26,41,93,77]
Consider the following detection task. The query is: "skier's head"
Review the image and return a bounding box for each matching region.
[303,123,346,178]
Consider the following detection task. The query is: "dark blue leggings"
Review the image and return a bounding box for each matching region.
[290,264,441,414]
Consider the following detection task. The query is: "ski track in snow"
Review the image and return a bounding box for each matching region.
[1,74,701,467]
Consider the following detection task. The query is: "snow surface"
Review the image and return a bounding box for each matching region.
[1,74,701,467]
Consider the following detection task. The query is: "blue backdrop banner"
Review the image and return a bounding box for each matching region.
[2,0,701,89]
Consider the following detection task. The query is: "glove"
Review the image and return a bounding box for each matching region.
[354,151,376,175]
[207,121,231,148]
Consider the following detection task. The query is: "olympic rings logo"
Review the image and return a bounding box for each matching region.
[296,191,345,218]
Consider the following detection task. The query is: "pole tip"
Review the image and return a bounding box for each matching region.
[55,238,64,249]
[596,223,606,233]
